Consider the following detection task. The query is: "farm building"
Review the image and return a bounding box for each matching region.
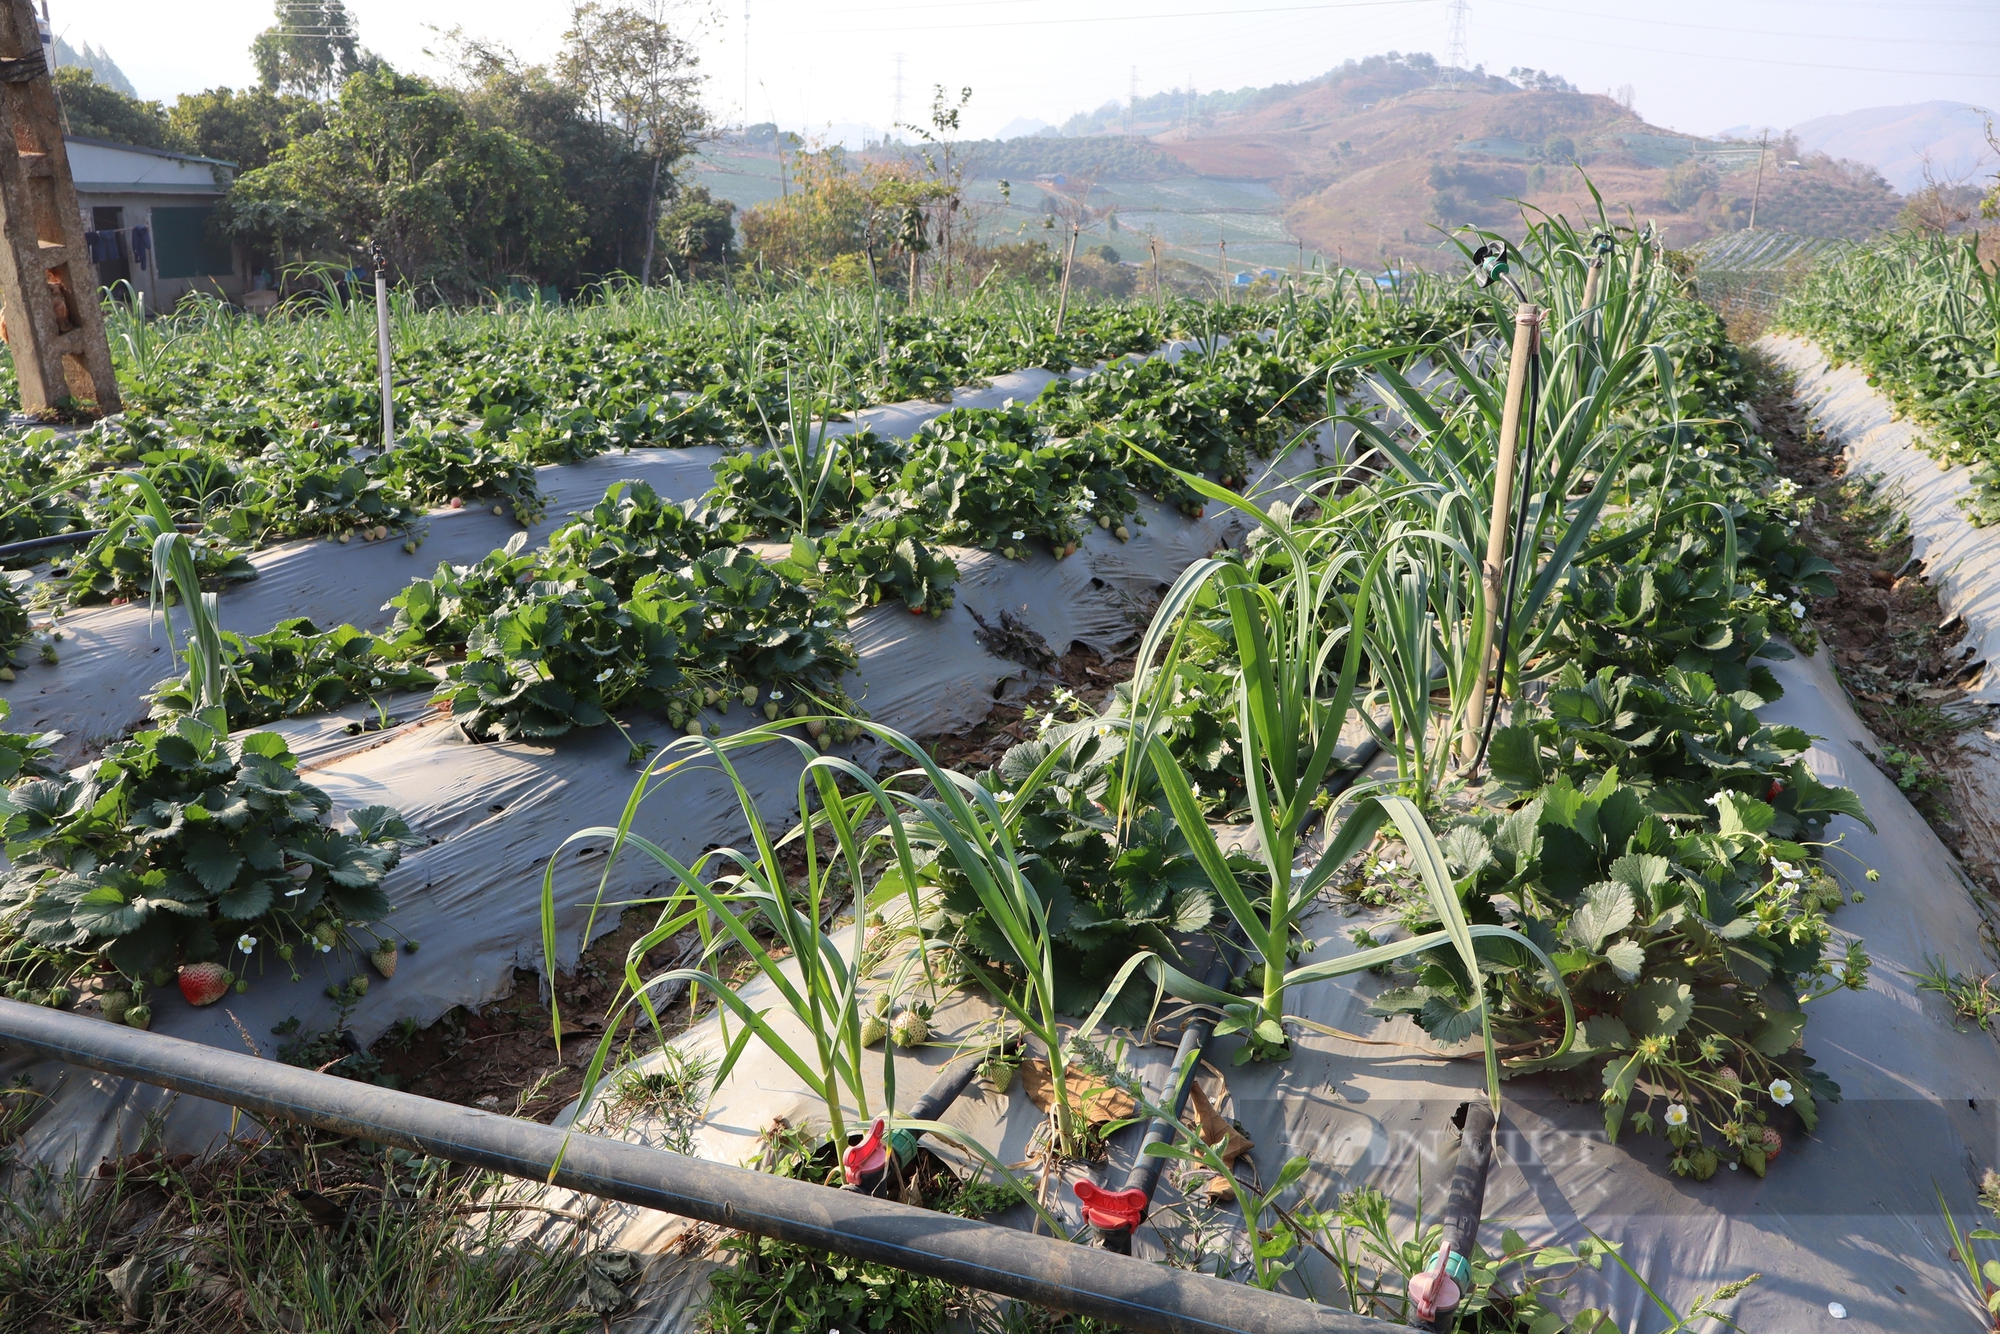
[67,134,248,310]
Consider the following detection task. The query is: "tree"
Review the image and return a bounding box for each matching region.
[168,87,323,172]
[558,2,708,285]
[738,148,883,274]
[1664,159,1719,212]
[52,68,174,150]
[441,31,654,283]
[892,85,977,297]
[658,185,735,280]
[222,66,582,295]
[252,1,363,100]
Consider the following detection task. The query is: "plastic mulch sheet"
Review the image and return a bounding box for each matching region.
[0,352,1336,1176]
[520,644,2000,1334]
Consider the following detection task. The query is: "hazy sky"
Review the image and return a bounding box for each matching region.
[62,0,2000,145]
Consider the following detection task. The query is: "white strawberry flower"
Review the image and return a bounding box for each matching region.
[1768,1078,1794,1107]
[237,934,258,953]
[1665,1103,1689,1127]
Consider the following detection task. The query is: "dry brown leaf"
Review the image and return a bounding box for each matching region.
[1018,1059,1136,1126]
[1201,1174,1238,1205]
[1184,1080,1253,1166]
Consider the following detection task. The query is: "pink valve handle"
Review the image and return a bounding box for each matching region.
[1409,1245,1463,1323]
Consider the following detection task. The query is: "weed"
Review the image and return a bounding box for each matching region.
[0,1136,595,1332]
[1910,956,2000,1032]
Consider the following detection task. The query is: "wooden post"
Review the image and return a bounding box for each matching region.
[1055,221,1078,335]
[1463,302,1540,762]
[1748,131,1769,231]
[1149,234,1162,311]
[372,242,394,450]
[0,0,118,415]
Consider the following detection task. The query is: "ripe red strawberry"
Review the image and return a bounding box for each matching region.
[177,962,231,1007]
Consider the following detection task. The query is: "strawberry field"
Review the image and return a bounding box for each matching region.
[0,223,1984,1334]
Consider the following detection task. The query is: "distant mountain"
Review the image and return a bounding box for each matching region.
[1787,103,1994,194]
[995,117,1055,141]
[50,34,134,97]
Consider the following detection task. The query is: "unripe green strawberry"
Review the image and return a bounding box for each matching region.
[860,1014,888,1047]
[890,1009,929,1048]
[125,1004,153,1030]
[370,944,399,979]
[313,922,339,950]
[98,990,132,1024]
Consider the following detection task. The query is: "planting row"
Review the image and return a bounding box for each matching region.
[1778,232,2000,522]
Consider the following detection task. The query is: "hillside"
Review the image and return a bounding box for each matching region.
[928,55,1906,272]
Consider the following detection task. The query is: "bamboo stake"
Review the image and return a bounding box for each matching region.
[1581,255,1604,332]
[1463,302,1541,762]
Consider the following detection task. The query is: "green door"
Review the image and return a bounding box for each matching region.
[152,205,233,279]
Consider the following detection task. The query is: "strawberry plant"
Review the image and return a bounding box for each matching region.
[148,617,439,728]
[373,426,544,524]
[539,480,718,595]
[774,512,958,616]
[0,714,418,992]
[222,451,418,544]
[1373,761,1865,1179]
[438,572,689,744]
[383,535,541,656]
[0,698,56,783]
[58,523,257,605]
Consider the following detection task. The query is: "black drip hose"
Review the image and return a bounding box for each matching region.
[1421,1101,1499,1331]
[1096,947,1239,1255]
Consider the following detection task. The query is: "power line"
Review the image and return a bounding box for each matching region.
[1481,14,2000,79]
[784,0,1433,37]
[1488,0,2000,48]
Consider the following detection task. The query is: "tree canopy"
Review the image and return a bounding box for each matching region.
[223,67,584,295]
[48,3,720,295]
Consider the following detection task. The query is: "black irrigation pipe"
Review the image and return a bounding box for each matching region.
[0,523,203,561]
[0,1001,1392,1334]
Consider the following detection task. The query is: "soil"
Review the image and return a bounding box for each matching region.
[363,627,1145,1119]
[1755,359,1999,890]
